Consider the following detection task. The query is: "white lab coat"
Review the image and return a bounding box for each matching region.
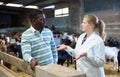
[65,32,106,77]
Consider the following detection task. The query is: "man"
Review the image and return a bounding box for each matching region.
[21,10,58,71]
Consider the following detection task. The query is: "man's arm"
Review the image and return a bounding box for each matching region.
[21,34,38,71]
[21,35,32,62]
[50,33,58,64]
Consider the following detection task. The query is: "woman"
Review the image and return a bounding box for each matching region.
[57,14,106,77]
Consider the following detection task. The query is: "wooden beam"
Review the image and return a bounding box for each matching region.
[33,0,65,7]
[0,65,18,77]
[0,51,35,77]
[35,64,86,77]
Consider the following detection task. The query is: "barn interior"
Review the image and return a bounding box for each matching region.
[0,0,120,77]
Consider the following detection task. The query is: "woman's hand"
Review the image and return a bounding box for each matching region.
[74,52,87,61]
[56,44,67,51]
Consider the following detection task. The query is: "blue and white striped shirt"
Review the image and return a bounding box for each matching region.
[21,26,58,66]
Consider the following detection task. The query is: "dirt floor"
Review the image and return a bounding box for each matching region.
[62,61,120,77]
[104,62,120,77]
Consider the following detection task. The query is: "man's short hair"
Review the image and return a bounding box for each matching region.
[28,9,44,22]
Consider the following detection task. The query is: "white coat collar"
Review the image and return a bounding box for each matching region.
[82,32,97,46]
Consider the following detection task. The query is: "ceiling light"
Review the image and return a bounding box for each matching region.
[0,2,4,5]
[6,3,23,7]
[25,5,38,9]
[43,5,55,9]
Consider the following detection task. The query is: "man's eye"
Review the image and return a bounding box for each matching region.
[39,19,42,20]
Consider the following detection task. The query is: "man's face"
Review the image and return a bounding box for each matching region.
[33,13,46,31]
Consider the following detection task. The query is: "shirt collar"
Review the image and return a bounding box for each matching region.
[30,26,45,33]
[31,25,36,33]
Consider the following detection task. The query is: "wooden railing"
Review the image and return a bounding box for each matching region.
[0,51,86,77]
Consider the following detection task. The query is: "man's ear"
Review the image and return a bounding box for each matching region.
[31,19,36,23]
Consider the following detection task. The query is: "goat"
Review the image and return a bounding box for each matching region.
[105,46,119,70]
[57,38,73,67]
[117,50,120,72]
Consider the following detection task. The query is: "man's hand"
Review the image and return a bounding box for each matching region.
[29,58,38,71]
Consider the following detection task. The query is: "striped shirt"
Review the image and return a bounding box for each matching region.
[21,26,58,66]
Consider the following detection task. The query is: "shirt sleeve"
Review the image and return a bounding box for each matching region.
[86,42,106,67]
[21,34,33,62]
[50,32,58,64]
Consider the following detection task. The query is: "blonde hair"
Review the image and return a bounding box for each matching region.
[84,14,106,40]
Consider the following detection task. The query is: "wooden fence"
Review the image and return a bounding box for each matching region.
[0,51,86,77]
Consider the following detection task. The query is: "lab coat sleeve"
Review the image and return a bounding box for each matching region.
[65,46,76,57]
[86,42,106,67]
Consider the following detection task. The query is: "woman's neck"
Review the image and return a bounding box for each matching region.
[86,30,94,38]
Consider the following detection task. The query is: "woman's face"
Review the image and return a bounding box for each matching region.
[81,18,91,32]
